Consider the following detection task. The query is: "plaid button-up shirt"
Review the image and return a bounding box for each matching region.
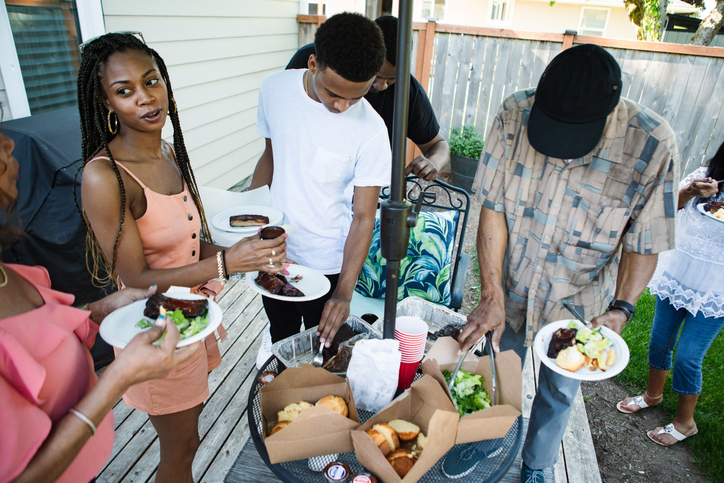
[473,89,679,345]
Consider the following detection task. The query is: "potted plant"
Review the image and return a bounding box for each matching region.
[448,126,484,194]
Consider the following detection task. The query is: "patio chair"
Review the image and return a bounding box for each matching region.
[351,175,471,321]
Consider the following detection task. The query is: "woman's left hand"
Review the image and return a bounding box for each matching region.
[88,285,157,324]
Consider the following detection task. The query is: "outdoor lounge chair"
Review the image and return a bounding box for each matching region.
[350,175,471,321]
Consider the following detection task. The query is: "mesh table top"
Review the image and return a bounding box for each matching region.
[247,357,523,483]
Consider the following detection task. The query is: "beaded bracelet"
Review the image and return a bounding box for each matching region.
[216,251,227,286]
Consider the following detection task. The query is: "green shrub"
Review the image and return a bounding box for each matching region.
[449,126,484,160]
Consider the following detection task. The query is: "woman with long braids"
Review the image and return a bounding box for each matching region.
[77,33,287,482]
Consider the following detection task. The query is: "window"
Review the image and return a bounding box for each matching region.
[0,0,103,119]
[5,0,81,114]
[421,0,445,20]
[308,3,325,15]
[579,7,609,37]
[487,0,513,25]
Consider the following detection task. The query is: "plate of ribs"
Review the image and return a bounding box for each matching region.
[99,292,223,349]
[211,205,284,234]
[246,264,331,302]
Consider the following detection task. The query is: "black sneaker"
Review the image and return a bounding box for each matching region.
[441,439,504,478]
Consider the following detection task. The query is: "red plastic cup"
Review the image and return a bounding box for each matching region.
[395,316,427,363]
[397,358,422,391]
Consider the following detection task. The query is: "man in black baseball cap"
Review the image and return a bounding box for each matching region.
[458,44,680,482]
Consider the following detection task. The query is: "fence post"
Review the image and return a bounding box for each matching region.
[562,29,577,51]
[406,20,437,168]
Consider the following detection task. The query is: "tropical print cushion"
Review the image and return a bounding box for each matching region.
[356,210,457,305]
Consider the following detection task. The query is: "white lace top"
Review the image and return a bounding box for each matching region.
[648,166,724,318]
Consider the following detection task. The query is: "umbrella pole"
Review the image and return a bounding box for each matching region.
[380,0,415,340]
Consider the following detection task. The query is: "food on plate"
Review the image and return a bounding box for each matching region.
[143,293,207,318]
[366,423,400,456]
[316,395,349,417]
[268,420,291,436]
[556,346,586,372]
[229,214,269,227]
[386,449,417,478]
[259,225,286,240]
[550,321,615,373]
[135,294,210,340]
[291,274,303,282]
[387,419,420,441]
[277,400,313,422]
[428,323,463,342]
[255,272,305,297]
[258,370,277,385]
[606,349,617,366]
[443,369,492,417]
[546,327,577,358]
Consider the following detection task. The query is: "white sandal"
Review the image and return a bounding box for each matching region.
[647,423,698,446]
[616,394,660,414]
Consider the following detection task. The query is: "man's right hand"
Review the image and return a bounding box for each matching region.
[457,290,506,354]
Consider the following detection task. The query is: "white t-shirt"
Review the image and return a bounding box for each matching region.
[257,69,392,273]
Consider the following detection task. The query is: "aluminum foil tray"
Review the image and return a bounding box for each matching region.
[271,315,382,374]
[372,297,468,351]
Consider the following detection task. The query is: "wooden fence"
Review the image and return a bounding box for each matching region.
[295,17,724,175]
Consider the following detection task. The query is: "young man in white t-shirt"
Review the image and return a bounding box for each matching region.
[250,12,391,351]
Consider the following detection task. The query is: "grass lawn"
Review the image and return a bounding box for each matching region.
[616,289,724,483]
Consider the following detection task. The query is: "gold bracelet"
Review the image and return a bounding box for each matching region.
[69,408,97,436]
[216,251,227,286]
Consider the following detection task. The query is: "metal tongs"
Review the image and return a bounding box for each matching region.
[447,332,497,408]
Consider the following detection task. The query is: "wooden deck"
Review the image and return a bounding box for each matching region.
[98,276,602,483]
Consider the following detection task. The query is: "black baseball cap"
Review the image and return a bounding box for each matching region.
[528,44,622,159]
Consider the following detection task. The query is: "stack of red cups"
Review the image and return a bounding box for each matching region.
[394,316,428,390]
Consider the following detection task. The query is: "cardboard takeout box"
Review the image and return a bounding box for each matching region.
[351,375,459,483]
[422,336,522,445]
[261,364,360,464]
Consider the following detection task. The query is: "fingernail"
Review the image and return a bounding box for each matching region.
[457,349,463,356]
[283,270,290,275]
[285,233,289,238]
[284,264,290,268]
[258,227,262,233]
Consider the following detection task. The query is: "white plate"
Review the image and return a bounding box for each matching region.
[246,265,331,302]
[533,319,630,381]
[99,293,222,349]
[696,203,724,224]
[211,205,284,234]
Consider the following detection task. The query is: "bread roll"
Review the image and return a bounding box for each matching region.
[269,420,291,436]
[606,349,617,366]
[277,401,313,422]
[388,419,420,441]
[387,449,417,478]
[366,423,399,456]
[316,395,349,417]
[556,346,585,372]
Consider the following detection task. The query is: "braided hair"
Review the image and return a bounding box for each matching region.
[75,33,211,286]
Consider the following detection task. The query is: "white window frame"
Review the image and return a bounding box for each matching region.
[578,6,610,37]
[0,0,104,120]
[487,0,515,27]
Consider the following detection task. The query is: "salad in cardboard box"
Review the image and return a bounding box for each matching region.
[421,336,522,445]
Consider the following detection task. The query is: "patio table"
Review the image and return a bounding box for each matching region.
[248,356,523,483]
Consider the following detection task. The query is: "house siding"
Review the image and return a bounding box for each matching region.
[0,73,9,120]
[102,0,299,188]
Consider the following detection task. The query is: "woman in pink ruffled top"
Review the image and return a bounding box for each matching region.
[0,131,199,483]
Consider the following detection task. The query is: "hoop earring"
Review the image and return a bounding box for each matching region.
[107,111,118,134]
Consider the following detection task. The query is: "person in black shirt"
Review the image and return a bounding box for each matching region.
[287,15,450,181]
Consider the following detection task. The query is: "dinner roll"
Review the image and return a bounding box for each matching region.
[387,449,417,478]
[388,419,420,441]
[556,346,585,372]
[316,395,349,417]
[277,401,313,422]
[269,420,291,436]
[366,423,399,456]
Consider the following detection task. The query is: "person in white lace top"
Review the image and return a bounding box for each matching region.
[616,141,724,446]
